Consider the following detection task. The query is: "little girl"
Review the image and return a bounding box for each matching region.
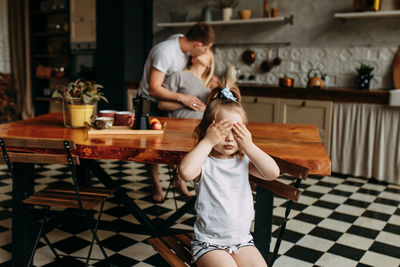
[178,81,280,266]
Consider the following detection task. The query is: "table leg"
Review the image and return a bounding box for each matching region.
[254,186,273,262]
[85,160,158,234]
[85,160,195,235]
[12,163,35,267]
[75,160,92,186]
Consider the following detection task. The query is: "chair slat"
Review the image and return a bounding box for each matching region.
[175,233,192,250]
[250,176,302,202]
[1,137,75,149]
[8,152,80,165]
[161,236,192,263]
[44,185,114,196]
[148,238,187,267]
[23,197,99,210]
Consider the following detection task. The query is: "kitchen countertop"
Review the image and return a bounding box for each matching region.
[125,81,392,105]
[238,83,390,105]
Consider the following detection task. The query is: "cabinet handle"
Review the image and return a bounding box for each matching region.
[302,101,306,107]
[254,97,258,103]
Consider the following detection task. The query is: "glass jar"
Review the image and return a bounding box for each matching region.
[271,0,278,17]
[263,0,269,18]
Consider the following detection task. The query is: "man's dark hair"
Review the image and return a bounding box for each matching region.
[185,22,216,45]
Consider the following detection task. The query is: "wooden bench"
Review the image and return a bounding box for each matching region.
[148,157,309,266]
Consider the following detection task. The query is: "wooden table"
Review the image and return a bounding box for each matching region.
[0,113,331,266]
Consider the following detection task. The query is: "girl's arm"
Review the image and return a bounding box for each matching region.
[178,119,232,182]
[232,122,280,181]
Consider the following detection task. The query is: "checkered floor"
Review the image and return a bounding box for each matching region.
[0,161,399,267]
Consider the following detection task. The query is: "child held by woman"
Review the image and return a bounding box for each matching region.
[178,81,280,266]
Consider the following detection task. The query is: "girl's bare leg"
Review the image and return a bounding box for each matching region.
[196,250,238,267]
[231,246,268,267]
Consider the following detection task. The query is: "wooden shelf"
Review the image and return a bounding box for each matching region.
[157,16,293,27]
[334,10,400,19]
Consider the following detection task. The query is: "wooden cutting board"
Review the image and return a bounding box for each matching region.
[88,126,164,135]
[393,47,400,89]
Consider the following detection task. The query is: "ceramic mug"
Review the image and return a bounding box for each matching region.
[98,110,117,118]
[92,116,114,129]
[115,111,135,126]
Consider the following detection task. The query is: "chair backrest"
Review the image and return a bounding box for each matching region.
[250,156,309,266]
[0,137,79,165]
[250,156,309,202]
[0,137,83,209]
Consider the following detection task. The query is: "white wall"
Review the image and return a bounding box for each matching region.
[153,0,400,89]
[0,0,10,74]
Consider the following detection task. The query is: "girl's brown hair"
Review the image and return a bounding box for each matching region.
[194,79,248,143]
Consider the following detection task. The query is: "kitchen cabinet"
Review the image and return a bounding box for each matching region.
[242,96,279,123]
[70,0,96,45]
[243,96,332,154]
[278,99,333,154]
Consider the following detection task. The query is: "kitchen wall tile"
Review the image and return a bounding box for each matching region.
[367,48,380,61]
[215,46,397,89]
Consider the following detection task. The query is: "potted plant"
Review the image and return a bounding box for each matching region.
[355,64,374,90]
[220,0,237,21]
[52,79,108,128]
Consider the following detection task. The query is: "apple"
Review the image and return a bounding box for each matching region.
[150,118,160,125]
[151,121,162,130]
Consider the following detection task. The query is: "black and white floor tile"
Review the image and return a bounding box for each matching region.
[0,161,399,267]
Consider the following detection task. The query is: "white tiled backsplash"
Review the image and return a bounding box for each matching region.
[0,0,10,74]
[214,46,398,89]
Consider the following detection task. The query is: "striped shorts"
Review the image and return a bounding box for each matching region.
[191,239,255,263]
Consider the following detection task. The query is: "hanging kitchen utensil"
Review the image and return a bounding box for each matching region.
[272,47,282,66]
[260,49,273,72]
[242,49,256,65]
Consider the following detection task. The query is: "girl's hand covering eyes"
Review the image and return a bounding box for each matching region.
[204,119,233,146]
[232,122,252,149]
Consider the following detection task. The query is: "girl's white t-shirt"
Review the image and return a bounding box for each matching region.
[193,155,254,245]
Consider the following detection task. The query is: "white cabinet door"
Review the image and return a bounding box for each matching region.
[70,0,96,43]
[278,99,333,154]
[242,96,280,123]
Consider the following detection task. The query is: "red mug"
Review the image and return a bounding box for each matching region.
[98,110,117,118]
[115,111,135,126]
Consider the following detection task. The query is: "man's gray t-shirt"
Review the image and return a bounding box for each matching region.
[138,34,189,102]
[163,71,209,119]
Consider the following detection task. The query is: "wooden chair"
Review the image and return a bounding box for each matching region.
[0,137,115,267]
[148,157,309,267]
